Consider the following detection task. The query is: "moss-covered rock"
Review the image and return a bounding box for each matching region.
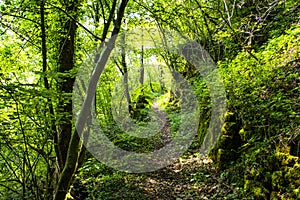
[232,140,300,200]
[209,112,242,168]
[270,151,300,199]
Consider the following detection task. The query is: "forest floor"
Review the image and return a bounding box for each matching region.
[73,100,251,199]
[130,154,242,200]
[75,152,250,200]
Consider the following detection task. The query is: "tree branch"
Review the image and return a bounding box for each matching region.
[47,2,103,41]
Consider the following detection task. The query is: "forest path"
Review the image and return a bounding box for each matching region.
[82,153,247,200]
[129,154,240,200]
[74,100,246,199]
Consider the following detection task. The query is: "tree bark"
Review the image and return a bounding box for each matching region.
[139,45,144,85]
[40,0,57,198]
[120,33,133,114]
[56,0,79,174]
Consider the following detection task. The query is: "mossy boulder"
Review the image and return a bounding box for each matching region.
[240,142,300,199]
[209,112,242,168]
[270,152,300,199]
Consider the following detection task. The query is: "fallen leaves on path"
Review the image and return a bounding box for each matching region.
[133,153,243,200]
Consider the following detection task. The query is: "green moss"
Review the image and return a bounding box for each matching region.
[293,188,300,199]
[208,112,242,168]
[244,179,269,200]
[269,151,300,199]
[276,151,299,166]
[253,186,269,200]
[271,171,285,190]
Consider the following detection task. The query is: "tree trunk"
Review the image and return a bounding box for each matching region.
[139,45,145,85]
[53,0,79,199]
[55,0,79,173]
[121,33,133,115]
[53,1,129,199]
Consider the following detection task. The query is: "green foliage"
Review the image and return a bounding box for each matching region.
[101,85,180,153]
[1,0,300,199]
[220,25,300,139]
[216,25,300,199]
[189,76,211,146]
[73,157,147,200]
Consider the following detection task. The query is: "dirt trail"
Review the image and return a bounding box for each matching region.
[134,154,240,200]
